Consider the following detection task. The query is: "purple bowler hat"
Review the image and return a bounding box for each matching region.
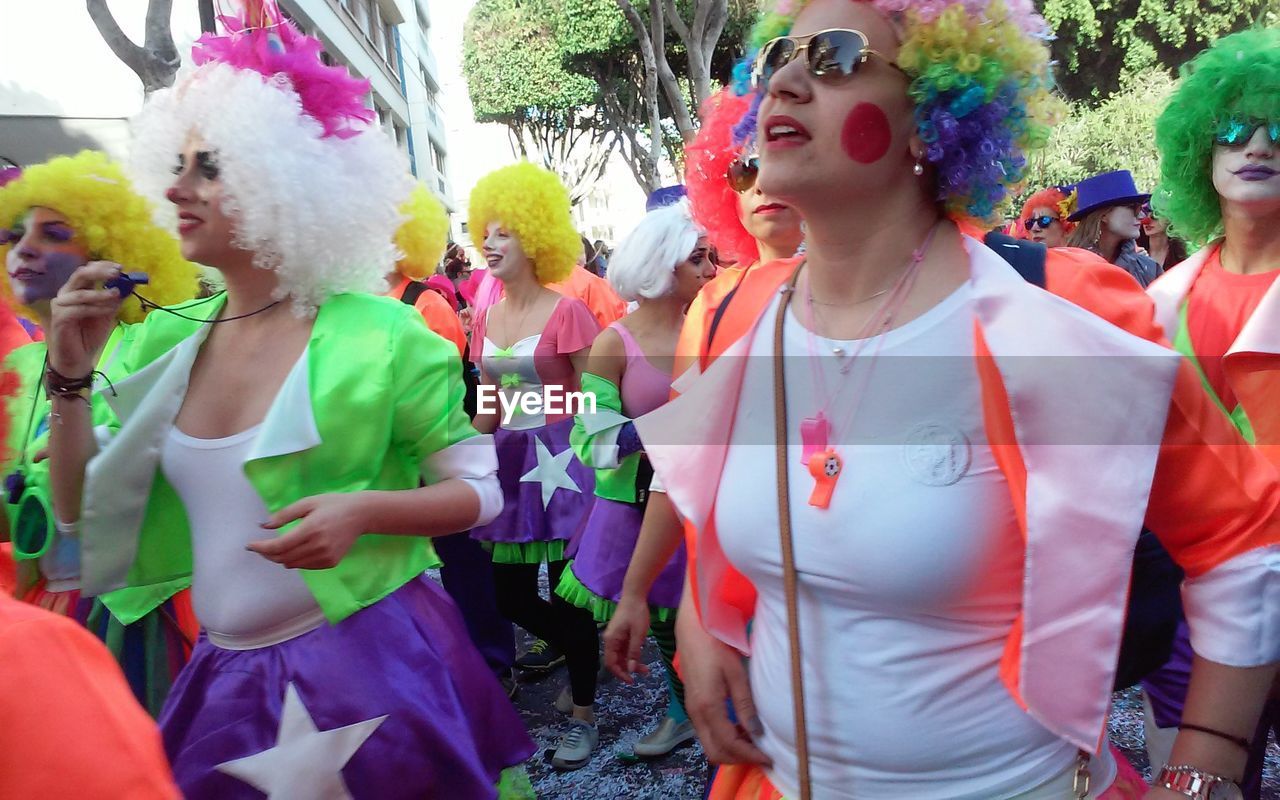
[1067,170,1150,221]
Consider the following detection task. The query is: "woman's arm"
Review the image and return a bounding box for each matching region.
[46,262,128,524]
[1161,657,1276,783]
[604,491,685,680]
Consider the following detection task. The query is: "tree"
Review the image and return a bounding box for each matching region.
[86,0,181,94]
[1040,0,1275,104]
[464,0,616,204]
[557,0,756,191]
[1021,71,1176,200]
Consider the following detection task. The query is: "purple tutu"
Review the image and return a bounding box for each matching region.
[158,576,534,799]
[563,497,686,614]
[471,418,594,561]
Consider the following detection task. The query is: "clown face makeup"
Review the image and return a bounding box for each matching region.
[1105,204,1142,240]
[1212,123,1280,212]
[483,222,534,283]
[5,207,90,308]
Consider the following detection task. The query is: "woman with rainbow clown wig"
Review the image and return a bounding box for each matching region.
[0,150,200,715]
[467,161,605,770]
[1145,27,1280,800]
[623,1,1280,798]
[42,2,535,797]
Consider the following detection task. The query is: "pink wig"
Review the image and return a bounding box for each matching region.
[685,89,759,266]
[193,1,374,139]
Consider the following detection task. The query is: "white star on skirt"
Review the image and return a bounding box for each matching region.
[519,436,581,510]
[215,682,387,800]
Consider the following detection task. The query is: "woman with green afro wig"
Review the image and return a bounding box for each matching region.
[467,161,607,770]
[1145,27,1280,800]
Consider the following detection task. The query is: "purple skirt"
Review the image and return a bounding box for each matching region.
[158,576,534,799]
[565,497,686,612]
[471,418,594,548]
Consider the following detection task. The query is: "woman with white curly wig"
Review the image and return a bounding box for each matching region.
[42,2,535,797]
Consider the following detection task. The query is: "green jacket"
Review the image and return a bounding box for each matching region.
[569,372,643,503]
[1,328,186,618]
[80,293,479,625]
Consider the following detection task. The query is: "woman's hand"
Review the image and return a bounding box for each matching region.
[48,261,127,377]
[603,592,652,682]
[249,493,370,569]
[676,602,771,767]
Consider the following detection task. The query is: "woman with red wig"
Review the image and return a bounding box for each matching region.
[1016,186,1075,249]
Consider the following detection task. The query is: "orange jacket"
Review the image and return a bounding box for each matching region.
[549,265,627,328]
[387,276,467,358]
[636,237,1280,752]
[0,593,179,798]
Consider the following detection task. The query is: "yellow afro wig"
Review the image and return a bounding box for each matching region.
[0,151,198,323]
[468,162,578,285]
[394,184,450,280]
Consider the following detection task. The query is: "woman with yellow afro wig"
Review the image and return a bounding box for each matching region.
[467,161,607,770]
[0,149,199,716]
[386,184,466,357]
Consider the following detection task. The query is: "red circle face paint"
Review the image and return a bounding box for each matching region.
[841,103,892,164]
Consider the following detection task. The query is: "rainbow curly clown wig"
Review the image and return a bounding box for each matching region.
[0,151,198,323]
[1017,186,1075,237]
[395,185,450,280]
[128,2,412,315]
[468,162,579,285]
[685,89,760,266]
[1153,28,1280,245]
[734,0,1061,224]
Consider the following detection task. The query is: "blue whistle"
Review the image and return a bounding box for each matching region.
[105,272,150,298]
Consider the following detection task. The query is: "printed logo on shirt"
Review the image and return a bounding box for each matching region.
[901,422,971,486]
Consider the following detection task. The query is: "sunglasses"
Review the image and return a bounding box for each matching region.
[727,155,759,193]
[752,28,900,92]
[1215,118,1280,147]
[1025,215,1059,231]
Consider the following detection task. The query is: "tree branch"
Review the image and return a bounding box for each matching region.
[144,0,179,67]
[86,0,148,75]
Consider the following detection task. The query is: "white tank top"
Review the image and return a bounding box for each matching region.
[716,284,1111,798]
[161,423,323,646]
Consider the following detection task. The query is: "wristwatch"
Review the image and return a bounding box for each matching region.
[1156,765,1244,800]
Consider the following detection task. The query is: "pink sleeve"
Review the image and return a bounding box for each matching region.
[550,298,601,355]
[468,306,487,365]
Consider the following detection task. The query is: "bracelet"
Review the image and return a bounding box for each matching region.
[44,364,94,400]
[1178,722,1252,753]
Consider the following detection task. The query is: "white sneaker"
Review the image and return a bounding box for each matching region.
[551,718,599,770]
[632,717,696,758]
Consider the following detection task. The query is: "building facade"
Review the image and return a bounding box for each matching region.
[0,0,453,212]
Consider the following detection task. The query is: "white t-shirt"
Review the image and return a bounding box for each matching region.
[715,284,1094,799]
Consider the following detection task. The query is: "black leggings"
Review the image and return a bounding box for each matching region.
[493,560,600,707]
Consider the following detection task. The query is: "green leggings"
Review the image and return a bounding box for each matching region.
[649,613,688,723]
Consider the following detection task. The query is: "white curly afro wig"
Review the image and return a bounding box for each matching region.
[129,40,412,315]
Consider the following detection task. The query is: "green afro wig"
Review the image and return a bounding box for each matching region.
[468,162,578,285]
[395,184,449,280]
[1154,27,1280,244]
[0,150,198,323]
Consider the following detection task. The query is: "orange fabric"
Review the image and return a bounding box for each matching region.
[1186,246,1280,409]
[0,593,179,798]
[387,276,467,358]
[549,265,627,328]
[709,752,1148,799]
[0,543,14,596]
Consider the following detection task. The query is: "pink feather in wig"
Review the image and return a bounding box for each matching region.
[192,1,375,139]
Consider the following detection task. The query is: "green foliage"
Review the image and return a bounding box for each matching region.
[463,0,597,122]
[1040,0,1275,103]
[1022,71,1176,199]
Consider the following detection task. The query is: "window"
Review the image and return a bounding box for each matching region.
[384,21,397,66]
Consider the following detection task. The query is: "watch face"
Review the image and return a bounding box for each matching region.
[1210,782,1245,800]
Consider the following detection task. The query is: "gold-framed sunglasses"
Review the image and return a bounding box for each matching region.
[751,28,902,91]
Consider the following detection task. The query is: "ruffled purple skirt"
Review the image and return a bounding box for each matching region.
[567,497,686,611]
[158,576,534,799]
[471,418,594,547]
